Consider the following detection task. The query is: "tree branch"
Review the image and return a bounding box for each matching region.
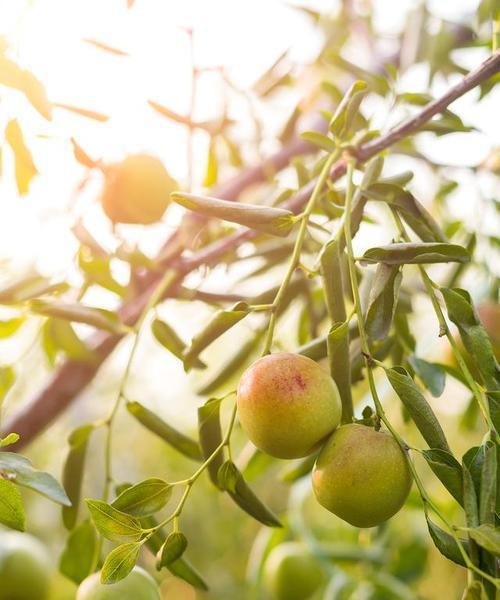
[3,51,499,449]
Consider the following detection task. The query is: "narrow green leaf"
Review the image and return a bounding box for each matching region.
[422,449,463,505]
[327,321,352,424]
[59,519,97,584]
[183,302,250,371]
[85,499,142,543]
[112,478,172,517]
[462,581,488,600]
[157,532,188,568]
[408,356,446,398]
[30,299,124,333]
[463,463,479,528]
[151,318,205,369]
[203,139,218,187]
[365,263,402,340]
[361,243,470,265]
[47,319,96,362]
[198,398,224,488]
[329,80,368,140]
[220,461,281,527]
[441,288,500,390]
[167,557,209,591]
[62,424,95,529]
[479,441,497,526]
[0,275,68,304]
[126,401,202,461]
[426,518,467,566]
[279,453,317,483]
[0,433,20,448]
[0,478,25,531]
[300,131,337,152]
[385,367,450,451]
[0,366,15,407]
[171,192,296,237]
[101,542,141,584]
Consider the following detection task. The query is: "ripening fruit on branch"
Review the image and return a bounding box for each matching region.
[237,352,341,459]
[263,542,325,600]
[0,532,51,600]
[76,566,161,600]
[100,154,177,224]
[312,423,412,528]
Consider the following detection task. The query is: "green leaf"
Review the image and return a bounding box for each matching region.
[198,398,224,488]
[111,478,172,517]
[171,192,296,237]
[29,300,124,333]
[203,139,218,187]
[462,581,488,600]
[366,183,446,243]
[427,518,467,566]
[0,433,19,448]
[463,525,500,555]
[0,478,25,530]
[101,542,141,584]
[279,453,317,483]
[408,356,446,398]
[157,532,188,568]
[328,80,368,140]
[463,463,479,528]
[85,499,142,543]
[365,263,402,340]
[46,318,96,362]
[361,243,470,265]
[479,441,497,526]
[385,367,450,451]
[220,461,281,527]
[0,452,71,507]
[441,288,500,390]
[167,557,209,591]
[126,401,202,461]
[0,317,25,338]
[0,366,15,407]
[300,131,337,152]
[217,460,240,493]
[327,321,352,424]
[59,519,97,584]
[151,318,205,369]
[62,424,95,529]
[422,449,463,505]
[183,302,250,371]
[0,275,68,304]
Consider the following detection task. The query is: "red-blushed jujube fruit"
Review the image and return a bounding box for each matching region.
[263,542,326,600]
[0,532,51,600]
[312,423,412,528]
[100,154,177,225]
[236,352,342,459]
[76,566,160,600]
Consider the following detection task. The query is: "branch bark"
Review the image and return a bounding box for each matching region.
[3,51,499,449]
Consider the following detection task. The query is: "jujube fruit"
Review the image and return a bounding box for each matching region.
[100,154,177,224]
[237,352,341,459]
[0,531,51,600]
[312,423,412,528]
[76,566,161,600]
[263,542,325,600]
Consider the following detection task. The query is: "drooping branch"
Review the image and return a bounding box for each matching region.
[3,51,499,449]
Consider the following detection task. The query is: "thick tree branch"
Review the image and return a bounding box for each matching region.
[3,51,499,449]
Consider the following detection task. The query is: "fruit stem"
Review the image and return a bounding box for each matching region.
[262,148,341,355]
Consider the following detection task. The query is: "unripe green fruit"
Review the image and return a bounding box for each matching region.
[76,566,160,600]
[237,353,342,459]
[263,542,325,600]
[312,423,412,528]
[0,531,51,600]
[100,154,177,224]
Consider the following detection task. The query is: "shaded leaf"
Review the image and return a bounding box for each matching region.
[167,557,209,591]
[408,356,446,398]
[62,424,95,529]
[479,441,497,526]
[422,449,463,505]
[157,532,187,568]
[59,520,97,584]
[126,401,202,461]
[327,321,352,424]
[427,518,467,566]
[198,398,224,488]
[463,525,500,555]
[365,263,402,340]
[151,318,204,369]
